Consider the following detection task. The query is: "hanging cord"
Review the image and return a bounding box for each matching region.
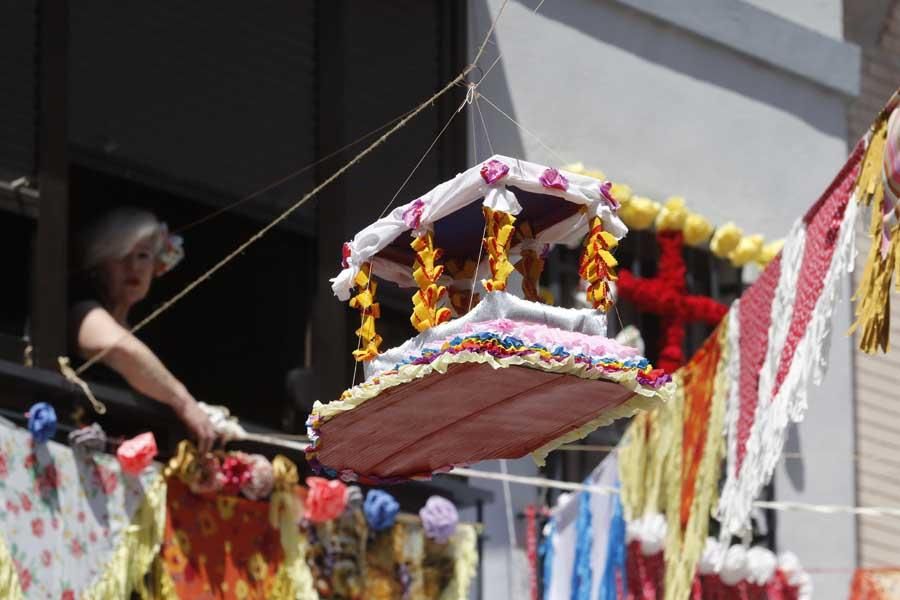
[71,0,513,380]
[449,467,900,519]
[499,459,520,595]
[477,92,570,166]
[350,96,469,388]
[174,105,419,234]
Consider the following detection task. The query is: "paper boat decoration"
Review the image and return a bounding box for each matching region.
[307,156,674,484]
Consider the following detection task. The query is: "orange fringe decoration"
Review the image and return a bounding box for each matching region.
[481,207,517,293]
[350,263,382,362]
[579,216,619,311]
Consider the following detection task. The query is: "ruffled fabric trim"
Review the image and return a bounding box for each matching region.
[309,346,674,481]
[81,470,167,600]
[440,524,479,600]
[718,197,858,538]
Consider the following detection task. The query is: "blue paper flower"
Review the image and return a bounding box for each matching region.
[364,489,400,532]
[27,402,57,444]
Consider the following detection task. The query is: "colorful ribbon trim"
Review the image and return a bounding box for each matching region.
[410,231,452,332]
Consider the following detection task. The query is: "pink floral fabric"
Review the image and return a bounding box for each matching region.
[0,419,160,598]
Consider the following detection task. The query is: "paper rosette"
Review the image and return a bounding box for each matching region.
[308,293,673,483]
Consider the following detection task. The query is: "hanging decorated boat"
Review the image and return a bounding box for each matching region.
[307,156,674,484]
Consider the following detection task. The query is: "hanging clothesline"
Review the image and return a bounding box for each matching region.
[446,467,900,519]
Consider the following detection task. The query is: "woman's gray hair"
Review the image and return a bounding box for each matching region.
[79,207,165,271]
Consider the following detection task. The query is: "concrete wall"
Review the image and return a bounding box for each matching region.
[468,1,859,597]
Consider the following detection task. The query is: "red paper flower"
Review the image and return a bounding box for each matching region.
[20,493,31,511]
[341,243,352,268]
[116,432,158,475]
[304,477,348,523]
[61,590,75,600]
[4,500,17,515]
[89,530,98,543]
[31,518,44,537]
[23,453,35,469]
[0,451,7,478]
[77,510,85,523]
[41,550,52,566]
[220,454,252,494]
[70,539,84,558]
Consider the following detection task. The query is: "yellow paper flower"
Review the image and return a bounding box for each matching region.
[610,182,633,204]
[756,239,784,266]
[655,196,688,231]
[729,234,764,267]
[619,196,660,230]
[683,213,714,246]
[710,222,743,258]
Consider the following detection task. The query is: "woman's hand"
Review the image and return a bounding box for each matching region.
[174,399,218,455]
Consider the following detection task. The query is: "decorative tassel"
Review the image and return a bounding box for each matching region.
[481,207,517,292]
[349,263,382,362]
[514,222,545,303]
[851,111,897,354]
[410,231,452,332]
[578,215,619,312]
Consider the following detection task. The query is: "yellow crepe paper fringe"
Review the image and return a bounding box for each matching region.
[446,259,480,316]
[579,216,619,312]
[411,231,453,333]
[481,207,517,292]
[440,524,479,600]
[663,320,729,600]
[851,114,897,355]
[618,388,679,521]
[81,471,167,600]
[350,263,382,362]
[0,533,24,600]
[514,222,546,303]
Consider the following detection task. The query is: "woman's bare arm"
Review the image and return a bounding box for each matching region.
[72,302,216,452]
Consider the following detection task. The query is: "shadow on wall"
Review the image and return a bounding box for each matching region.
[470,0,527,163]
[784,421,806,491]
[510,0,846,138]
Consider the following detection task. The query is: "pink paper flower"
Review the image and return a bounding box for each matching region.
[539,167,569,191]
[305,477,348,523]
[20,493,31,511]
[402,198,426,230]
[599,181,620,209]
[31,518,44,538]
[116,432,158,476]
[480,159,510,184]
[40,550,51,567]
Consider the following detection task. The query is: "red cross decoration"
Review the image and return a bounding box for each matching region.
[616,230,729,373]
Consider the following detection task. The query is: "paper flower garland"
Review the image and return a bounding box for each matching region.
[26,402,57,443]
[364,490,400,532]
[116,432,158,475]
[419,496,459,543]
[564,163,782,267]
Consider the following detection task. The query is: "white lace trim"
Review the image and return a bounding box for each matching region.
[717,299,742,539]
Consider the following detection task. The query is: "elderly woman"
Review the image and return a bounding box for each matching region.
[70,207,216,453]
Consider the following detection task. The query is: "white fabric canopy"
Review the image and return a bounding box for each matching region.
[332,155,627,300]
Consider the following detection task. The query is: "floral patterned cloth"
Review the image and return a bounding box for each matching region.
[0,418,161,598]
[160,478,292,599]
